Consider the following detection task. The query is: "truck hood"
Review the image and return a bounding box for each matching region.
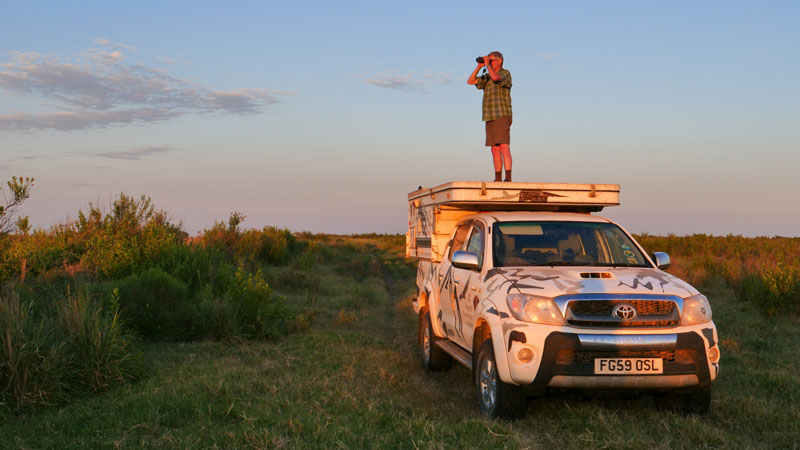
[483,266,698,299]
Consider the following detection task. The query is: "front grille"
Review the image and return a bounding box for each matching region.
[568,319,679,328]
[566,299,679,328]
[569,300,674,315]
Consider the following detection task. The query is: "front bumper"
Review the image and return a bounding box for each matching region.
[529,331,711,390]
[503,325,719,390]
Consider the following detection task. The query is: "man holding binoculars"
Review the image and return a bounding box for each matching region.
[467,51,513,182]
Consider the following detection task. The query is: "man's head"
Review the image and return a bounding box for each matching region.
[488,51,504,70]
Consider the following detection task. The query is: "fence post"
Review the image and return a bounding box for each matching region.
[21,258,27,282]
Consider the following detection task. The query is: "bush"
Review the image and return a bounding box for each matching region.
[738,262,800,316]
[78,194,185,278]
[227,266,289,339]
[109,268,192,340]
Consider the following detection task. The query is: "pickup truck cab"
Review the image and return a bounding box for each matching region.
[407,182,719,418]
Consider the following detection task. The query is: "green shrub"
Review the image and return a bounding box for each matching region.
[110,268,192,340]
[227,266,289,339]
[153,242,224,296]
[78,194,185,278]
[738,263,800,316]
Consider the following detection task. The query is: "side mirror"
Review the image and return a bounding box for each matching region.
[651,252,671,270]
[452,251,480,270]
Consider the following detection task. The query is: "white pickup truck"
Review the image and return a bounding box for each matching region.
[407,182,720,418]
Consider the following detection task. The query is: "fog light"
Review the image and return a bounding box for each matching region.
[708,347,720,363]
[518,348,534,363]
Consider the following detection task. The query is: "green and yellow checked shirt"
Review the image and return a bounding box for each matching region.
[476,69,512,121]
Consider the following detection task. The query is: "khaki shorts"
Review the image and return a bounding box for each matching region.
[485,116,512,146]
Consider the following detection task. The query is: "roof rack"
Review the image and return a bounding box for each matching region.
[408,181,620,213]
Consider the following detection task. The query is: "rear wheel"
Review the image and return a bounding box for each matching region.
[475,338,527,419]
[420,311,450,371]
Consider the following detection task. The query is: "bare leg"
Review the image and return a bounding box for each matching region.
[500,144,512,170]
[491,146,502,181]
[500,144,512,181]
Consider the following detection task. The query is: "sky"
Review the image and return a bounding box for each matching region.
[1,1,799,237]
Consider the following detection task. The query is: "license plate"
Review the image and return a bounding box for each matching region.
[594,358,663,374]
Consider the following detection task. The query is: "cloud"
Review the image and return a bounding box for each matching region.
[93,38,138,52]
[536,52,559,60]
[363,71,450,92]
[67,183,96,188]
[75,146,174,160]
[84,49,124,65]
[157,56,179,65]
[0,46,292,131]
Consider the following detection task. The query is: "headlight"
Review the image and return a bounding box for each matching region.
[507,294,565,325]
[682,294,712,325]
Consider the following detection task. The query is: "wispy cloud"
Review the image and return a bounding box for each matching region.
[157,56,179,65]
[93,38,138,52]
[0,44,293,131]
[74,146,174,160]
[536,52,560,60]
[363,71,450,92]
[83,49,124,65]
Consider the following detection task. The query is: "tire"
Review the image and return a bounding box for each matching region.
[420,311,451,371]
[656,385,712,415]
[475,338,527,419]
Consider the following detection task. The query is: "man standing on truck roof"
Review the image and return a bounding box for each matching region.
[468,51,513,182]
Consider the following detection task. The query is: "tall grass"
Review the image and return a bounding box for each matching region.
[0,287,142,410]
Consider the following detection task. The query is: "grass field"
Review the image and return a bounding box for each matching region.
[2,234,799,449]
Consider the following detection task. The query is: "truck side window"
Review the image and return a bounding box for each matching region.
[448,223,472,261]
[465,226,485,269]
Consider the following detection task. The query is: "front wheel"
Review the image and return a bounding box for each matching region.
[475,338,527,419]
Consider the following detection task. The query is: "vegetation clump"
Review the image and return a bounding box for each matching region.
[0,287,141,410]
[0,192,300,410]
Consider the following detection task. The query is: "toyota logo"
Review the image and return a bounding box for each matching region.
[613,304,637,321]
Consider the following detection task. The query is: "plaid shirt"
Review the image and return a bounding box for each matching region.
[476,68,512,121]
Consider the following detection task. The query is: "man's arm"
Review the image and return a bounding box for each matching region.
[486,62,503,82]
[467,61,486,85]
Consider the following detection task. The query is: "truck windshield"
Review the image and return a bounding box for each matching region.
[492,221,650,268]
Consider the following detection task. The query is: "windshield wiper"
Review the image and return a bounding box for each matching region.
[593,263,650,268]
[528,261,594,267]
